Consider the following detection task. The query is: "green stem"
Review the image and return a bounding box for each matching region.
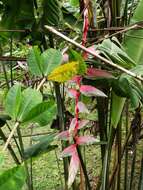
[124,102,129,190]
[116,119,122,190]
[138,152,143,190]
[48,32,69,190]
[2,62,10,89]
[54,82,69,190]
[101,126,116,190]
[97,98,108,163]
[17,126,33,190]
[76,146,91,190]
[129,147,136,190]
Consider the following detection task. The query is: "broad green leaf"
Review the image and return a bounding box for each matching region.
[22,101,57,126]
[17,88,42,122]
[23,133,57,159]
[0,0,35,36]
[27,46,43,77]
[124,0,143,65]
[42,0,61,26]
[111,92,125,128]
[70,0,79,6]
[48,61,80,82]
[111,0,143,128]
[0,165,26,190]
[41,48,62,76]
[97,37,135,68]
[5,84,21,121]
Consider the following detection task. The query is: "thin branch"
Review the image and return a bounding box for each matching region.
[37,77,46,91]
[45,26,143,82]
[0,56,26,61]
[3,122,20,151]
[97,24,139,43]
[0,29,30,33]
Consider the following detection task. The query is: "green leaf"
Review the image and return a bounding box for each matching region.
[0,165,26,190]
[70,0,79,6]
[69,49,87,75]
[48,61,80,82]
[97,37,135,68]
[17,88,42,122]
[23,133,57,159]
[27,46,43,77]
[42,0,62,26]
[124,0,143,65]
[0,114,11,128]
[0,154,4,168]
[5,84,22,121]
[111,0,143,128]
[111,92,125,128]
[41,48,62,76]
[0,0,35,33]
[22,101,57,126]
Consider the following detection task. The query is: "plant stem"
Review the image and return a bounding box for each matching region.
[97,98,107,163]
[129,147,136,190]
[54,82,69,190]
[138,152,143,190]
[0,128,20,164]
[17,126,33,190]
[109,130,132,188]
[124,102,129,190]
[47,32,69,190]
[6,122,23,158]
[3,122,19,151]
[76,145,91,190]
[116,119,122,190]
[37,77,46,91]
[101,126,116,190]
[2,62,10,89]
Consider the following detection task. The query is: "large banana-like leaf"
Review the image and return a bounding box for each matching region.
[41,0,62,27]
[111,0,143,128]
[0,0,35,29]
[124,0,143,64]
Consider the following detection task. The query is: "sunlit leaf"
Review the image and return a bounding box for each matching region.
[48,61,79,82]
[68,151,79,188]
[22,101,57,126]
[77,102,89,113]
[42,48,62,75]
[78,119,89,129]
[68,89,79,98]
[17,88,42,122]
[86,68,113,79]
[55,130,70,141]
[69,118,77,134]
[61,144,76,158]
[76,136,97,145]
[5,84,22,121]
[80,85,107,97]
[27,46,43,77]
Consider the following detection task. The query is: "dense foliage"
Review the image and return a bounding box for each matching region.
[0,0,143,190]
